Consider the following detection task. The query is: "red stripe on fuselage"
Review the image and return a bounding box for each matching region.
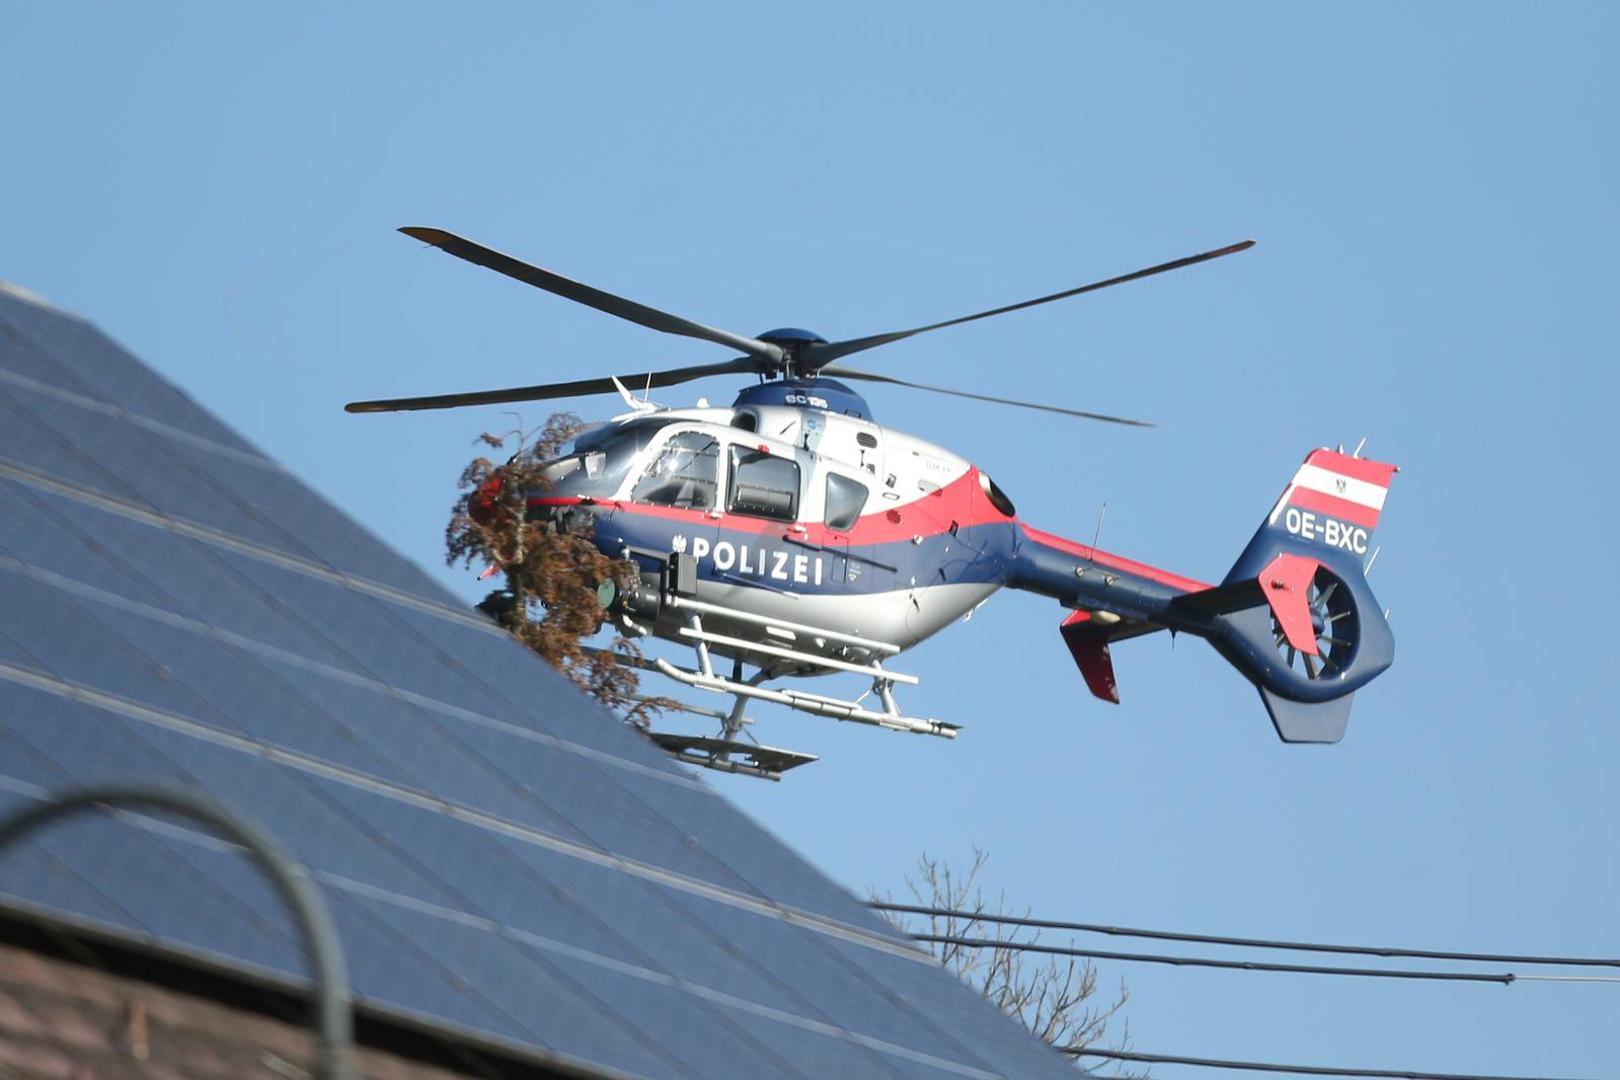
[1019,525,1211,594]
[1286,485,1381,528]
[528,468,1012,547]
[1304,449,1398,487]
[534,476,1210,595]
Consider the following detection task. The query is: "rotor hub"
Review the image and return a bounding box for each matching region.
[755,328,829,379]
[755,328,828,349]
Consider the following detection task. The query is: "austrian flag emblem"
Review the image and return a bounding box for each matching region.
[1267,448,1397,557]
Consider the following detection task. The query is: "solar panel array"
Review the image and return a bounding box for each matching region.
[0,284,1078,1079]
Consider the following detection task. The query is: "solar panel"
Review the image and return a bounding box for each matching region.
[0,284,1078,1079]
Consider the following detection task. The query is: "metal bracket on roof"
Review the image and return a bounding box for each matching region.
[0,784,356,1080]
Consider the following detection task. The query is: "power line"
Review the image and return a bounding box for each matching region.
[1066,1046,1595,1080]
[908,935,1620,984]
[871,903,1620,969]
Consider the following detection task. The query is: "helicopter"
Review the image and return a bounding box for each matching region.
[349,227,1398,779]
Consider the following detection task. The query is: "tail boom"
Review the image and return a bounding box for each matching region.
[1013,447,1399,743]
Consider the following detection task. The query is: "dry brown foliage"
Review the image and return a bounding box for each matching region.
[446,413,663,723]
[876,849,1144,1076]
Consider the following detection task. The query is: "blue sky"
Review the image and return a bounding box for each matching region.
[6,3,1618,1076]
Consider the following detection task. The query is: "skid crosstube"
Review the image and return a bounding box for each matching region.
[594,579,958,777]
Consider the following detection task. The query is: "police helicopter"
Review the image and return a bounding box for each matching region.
[349,227,1398,779]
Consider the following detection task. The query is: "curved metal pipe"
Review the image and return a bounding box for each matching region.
[0,784,354,1080]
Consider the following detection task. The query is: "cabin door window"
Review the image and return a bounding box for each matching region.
[727,447,800,521]
[631,431,720,510]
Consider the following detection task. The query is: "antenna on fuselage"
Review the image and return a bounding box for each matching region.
[610,376,658,414]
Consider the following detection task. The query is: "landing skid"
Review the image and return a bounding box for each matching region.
[652,656,957,738]
[598,593,959,780]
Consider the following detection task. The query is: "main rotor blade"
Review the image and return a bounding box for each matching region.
[399,227,785,369]
[818,364,1156,426]
[346,358,760,414]
[804,239,1254,366]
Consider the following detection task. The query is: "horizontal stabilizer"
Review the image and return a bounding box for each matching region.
[1060,611,1121,703]
[1170,579,1262,616]
[1259,687,1354,744]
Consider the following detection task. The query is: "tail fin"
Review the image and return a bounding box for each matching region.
[1205,448,1398,743]
[1228,448,1397,585]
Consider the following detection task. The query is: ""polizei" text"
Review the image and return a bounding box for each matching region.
[672,535,827,586]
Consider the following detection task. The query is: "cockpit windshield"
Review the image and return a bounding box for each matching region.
[533,418,671,499]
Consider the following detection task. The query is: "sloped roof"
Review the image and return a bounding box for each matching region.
[0,284,1078,1079]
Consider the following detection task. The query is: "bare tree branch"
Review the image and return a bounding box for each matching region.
[874,850,1145,1077]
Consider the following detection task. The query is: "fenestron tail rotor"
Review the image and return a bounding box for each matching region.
[346,227,1254,420]
[1271,568,1359,680]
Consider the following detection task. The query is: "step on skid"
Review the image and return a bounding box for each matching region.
[645,732,817,782]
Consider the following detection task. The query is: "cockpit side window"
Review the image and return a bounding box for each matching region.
[535,419,667,500]
[728,447,799,521]
[824,472,868,532]
[631,431,720,510]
